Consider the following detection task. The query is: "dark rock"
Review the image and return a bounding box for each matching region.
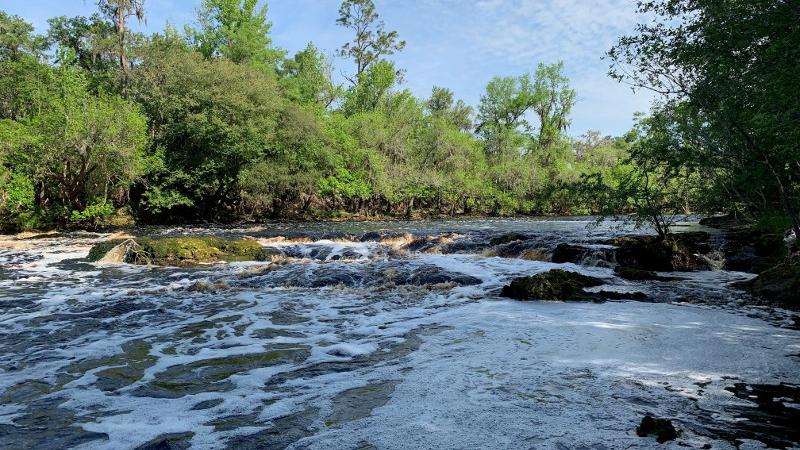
[737,259,799,309]
[551,243,616,266]
[488,240,542,259]
[489,232,529,246]
[134,432,193,450]
[717,383,800,447]
[614,266,676,282]
[699,214,746,229]
[636,415,678,443]
[500,270,604,301]
[330,249,363,261]
[404,265,481,286]
[359,231,383,242]
[594,290,649,301]
[551,243,587,264]
[611,235,709,272]
[722,230,786,273]
[250,262,480,290]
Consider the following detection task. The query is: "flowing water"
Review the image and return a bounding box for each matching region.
[0,218,798,450]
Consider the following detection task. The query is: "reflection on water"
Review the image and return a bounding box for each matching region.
[0,218,797,449]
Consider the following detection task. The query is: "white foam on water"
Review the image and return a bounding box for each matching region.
[0,225,798,449]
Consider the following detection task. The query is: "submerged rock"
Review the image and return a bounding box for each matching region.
[500,269,604,301]
[134,432,193,450]
[614,266,677,282]
[87,236,278,266]
[489,232,529,246]
[636,415,678,443]
[699,214,747,229]
[593,290,649,301]
[551,243,615,266]
[249,263,482,290]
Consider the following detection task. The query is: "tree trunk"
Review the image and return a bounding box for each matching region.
[764,155,800,239]
[116,8,129,97]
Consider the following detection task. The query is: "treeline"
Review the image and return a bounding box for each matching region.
[0,0,633,231]
[0,0,797,238]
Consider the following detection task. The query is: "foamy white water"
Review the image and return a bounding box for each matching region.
[0,219,797,449]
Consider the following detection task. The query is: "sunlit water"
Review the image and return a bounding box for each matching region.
[0,218,798,449]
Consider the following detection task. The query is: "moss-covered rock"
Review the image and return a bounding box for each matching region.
[500,269,604,301]
[88,236,277,266]
[86,239,125,262]
[739,259,800,309]
[636,415,678,443]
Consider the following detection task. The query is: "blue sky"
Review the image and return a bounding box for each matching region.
[0,0,655,136]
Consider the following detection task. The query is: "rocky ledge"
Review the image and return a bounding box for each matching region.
[87,236,278,266]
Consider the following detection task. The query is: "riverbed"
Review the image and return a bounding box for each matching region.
[0,218,798,449]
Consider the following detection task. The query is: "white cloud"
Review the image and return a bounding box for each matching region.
[374,0,655,135]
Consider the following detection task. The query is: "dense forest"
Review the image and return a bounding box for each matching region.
[0,0,797,239]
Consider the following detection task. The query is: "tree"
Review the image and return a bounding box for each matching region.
[336,0,405,83]
[342,59,398,115]
[98,0,145,96]
[131,43,282,218]
[0,11,46,120]
[608,0,800,239]
[281,43,340,108]
[532,62,575,151]
[583,110,709,238]
[188,0,284,70]
[427,86,473,131]
[47,14,117,89]
[476,74,536,160]
[2,53,147,215]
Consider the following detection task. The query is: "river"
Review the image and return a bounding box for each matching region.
[0,218,798,449]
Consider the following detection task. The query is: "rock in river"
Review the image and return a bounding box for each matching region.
[610,235,710,272]
[87,236,279,266]
[500,269,605,301]
[636,415,678,443]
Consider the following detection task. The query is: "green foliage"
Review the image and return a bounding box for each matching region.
[69,200,115,226]
[132,44,281,218]
[46,14,117,89]
[281,43,340,107]
[188,0,285,70]
[342,60,399,115]
[609,0,800,237]
[25,59,147,212]
[319,168,372,200]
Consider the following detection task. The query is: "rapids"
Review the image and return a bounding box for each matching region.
[0,218,798,449]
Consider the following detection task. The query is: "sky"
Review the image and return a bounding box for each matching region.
[0,0,656,136]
